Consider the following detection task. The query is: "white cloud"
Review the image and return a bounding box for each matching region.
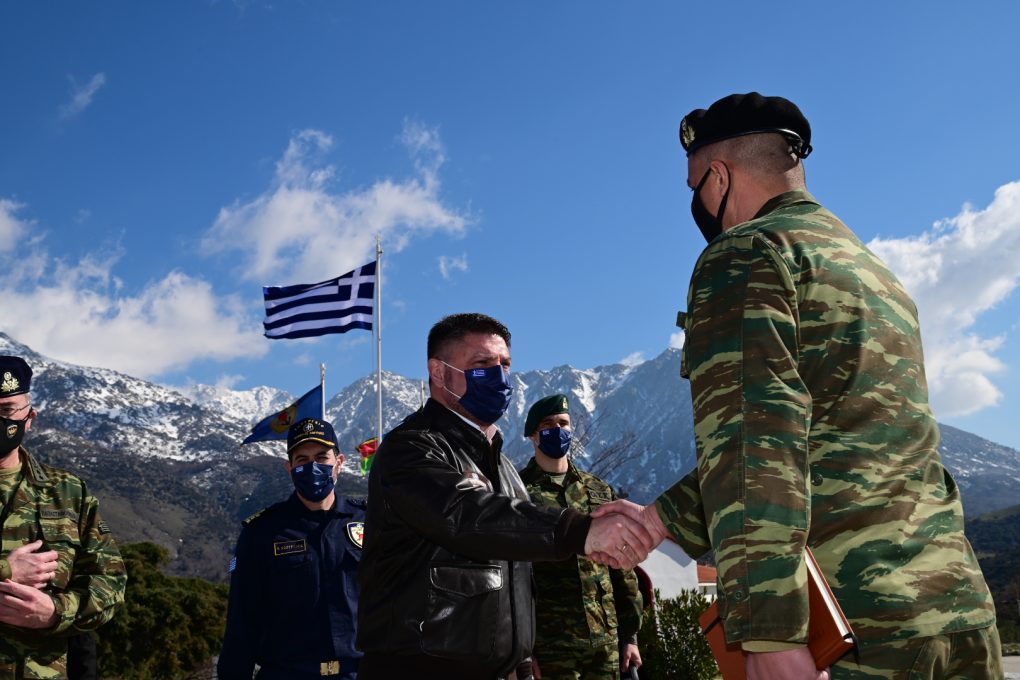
[60,72,107,119]
[868,181,1020,417]
[669,330,686,350]
[203,121,469,283]
[620,351,645,367]
[0,199,31,252]
[0,224,266,378]
[438,253,468,280]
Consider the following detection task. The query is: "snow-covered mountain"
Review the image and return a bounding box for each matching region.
[3,331,1018,580]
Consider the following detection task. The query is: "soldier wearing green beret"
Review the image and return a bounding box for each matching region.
[592,93,1003,679]
[519,395,643,680]
[0,355,127,680]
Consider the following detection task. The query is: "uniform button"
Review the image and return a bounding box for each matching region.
[731,589,745,601]
[810,473,823,486]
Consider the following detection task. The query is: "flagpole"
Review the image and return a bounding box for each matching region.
[375,235,383,444]
[320,363,326,421]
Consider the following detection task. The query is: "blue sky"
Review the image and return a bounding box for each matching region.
[2,2,1019,449]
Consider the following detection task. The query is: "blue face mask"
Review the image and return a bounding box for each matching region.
[442,361,513,424]
[291,461,336,502]
[538,427,571,459]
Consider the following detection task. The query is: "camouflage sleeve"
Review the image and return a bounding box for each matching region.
[653,468,711,559]
[52,488,127,634]
[609,566,643,644]
[685,234,811,645]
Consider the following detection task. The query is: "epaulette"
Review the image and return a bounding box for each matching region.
[346,496,368,508]
[242,508,268,526]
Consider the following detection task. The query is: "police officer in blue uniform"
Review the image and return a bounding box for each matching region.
[218,417,366,680]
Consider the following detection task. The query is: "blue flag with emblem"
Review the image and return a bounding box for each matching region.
[242,385,323,445]
[262,261,376,340]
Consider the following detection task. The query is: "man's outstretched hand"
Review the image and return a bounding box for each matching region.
[588,500,671,569]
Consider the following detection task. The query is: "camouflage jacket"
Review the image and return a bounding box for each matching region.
[520,458,643,650]
[0,447,127,680]
[654,191,995,647]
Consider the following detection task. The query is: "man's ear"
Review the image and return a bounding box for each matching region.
[335,453,345,469]
[709,159,731,194]
[24,408,36,433]
[427,358,445,386]
[283,458,293,474]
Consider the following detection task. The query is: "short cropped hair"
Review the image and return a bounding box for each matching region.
[427,313,512,360]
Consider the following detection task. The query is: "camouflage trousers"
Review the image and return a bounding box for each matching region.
[831,625,1004,680]
[535,643,618,680]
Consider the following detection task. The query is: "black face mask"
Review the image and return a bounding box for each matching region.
[691,164,731,244]
[0,415,27,457]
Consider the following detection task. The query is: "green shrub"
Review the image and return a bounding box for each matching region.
[97,542,228,679]
[637,589,720,680]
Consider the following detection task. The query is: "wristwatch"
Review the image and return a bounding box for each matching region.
[0,558,11,581]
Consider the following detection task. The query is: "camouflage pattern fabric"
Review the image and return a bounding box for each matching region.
[533,641,618,680]
[519,458,642,661]
[654,190,996,648]
[831,624,1003,679]
[1,448,127,680]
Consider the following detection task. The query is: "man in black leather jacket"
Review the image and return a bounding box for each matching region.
[357,313,653,680]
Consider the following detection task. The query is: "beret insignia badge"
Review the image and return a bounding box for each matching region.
[680,118,696,148]
[1,372,19,394]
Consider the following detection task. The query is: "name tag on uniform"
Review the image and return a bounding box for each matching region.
[273,539,307,556]
[347,522,364,549]
[588,490,613,506]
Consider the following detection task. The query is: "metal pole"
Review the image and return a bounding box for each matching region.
[375,236,383,444]
[320,363,326,421]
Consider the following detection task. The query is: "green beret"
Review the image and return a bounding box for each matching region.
[524,394,570,437]
[680,92,812,159]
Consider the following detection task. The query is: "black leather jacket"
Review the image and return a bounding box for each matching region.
[357,399,589,677]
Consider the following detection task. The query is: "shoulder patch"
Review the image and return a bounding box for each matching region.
[346,521,364,549]
[98,521,112,535]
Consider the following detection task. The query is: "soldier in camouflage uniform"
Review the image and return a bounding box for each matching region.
[519,395,643,680]
[0,356,127,680]
[593,93,1003,679]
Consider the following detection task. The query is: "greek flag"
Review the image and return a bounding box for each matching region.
[262,261,375,340]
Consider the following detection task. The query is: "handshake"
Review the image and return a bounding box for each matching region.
[582,500,672,570]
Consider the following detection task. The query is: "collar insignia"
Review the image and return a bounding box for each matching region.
[347,521,364,549]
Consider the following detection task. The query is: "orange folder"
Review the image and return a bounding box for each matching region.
[698,548,856,679]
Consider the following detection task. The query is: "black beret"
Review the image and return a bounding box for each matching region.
[524,394,570,437]
[679,92,812,158]
[0,356,32,397]
[287,417,339,454]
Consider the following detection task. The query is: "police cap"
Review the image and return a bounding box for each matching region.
[287,417,339,454]
[679,92,812,158]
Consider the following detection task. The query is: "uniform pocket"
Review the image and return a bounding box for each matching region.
[421,564,503,659]
[39,518,80,590]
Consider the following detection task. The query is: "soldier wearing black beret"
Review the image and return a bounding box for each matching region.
[0,355,127,679]
[589,93,1003,679]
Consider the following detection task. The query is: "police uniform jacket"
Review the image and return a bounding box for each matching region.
[217,492,366,680]
[357,399,591,678]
